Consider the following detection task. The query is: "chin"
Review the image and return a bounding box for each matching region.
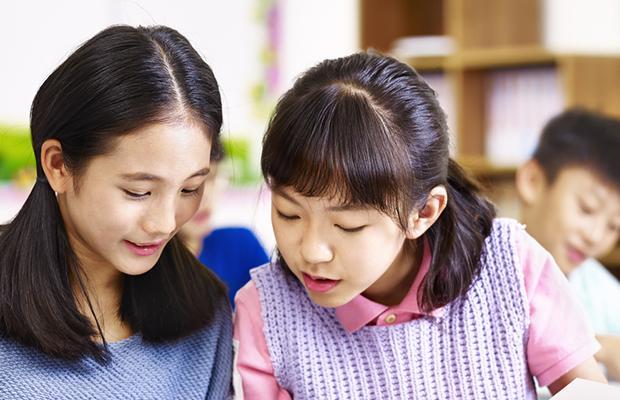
[120,261,159,276]
[307,292,350,308]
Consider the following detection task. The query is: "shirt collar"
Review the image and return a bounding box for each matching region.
[335,239,445,333]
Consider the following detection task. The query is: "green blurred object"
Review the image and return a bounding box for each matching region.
[221,136,261,186]
[0,125,260,186]
[0,125,35,181]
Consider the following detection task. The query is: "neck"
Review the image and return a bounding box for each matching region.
[70,250,132,343]
[364,240,420,306]
[184,236,203,256]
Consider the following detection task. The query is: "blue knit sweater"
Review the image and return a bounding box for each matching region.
[0,307,232,399]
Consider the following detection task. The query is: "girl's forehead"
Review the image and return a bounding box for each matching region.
[88,122,212,181]
[272,185,375,213]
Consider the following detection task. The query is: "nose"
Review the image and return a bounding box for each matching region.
[300,224,333,265]
[142,198,177,237]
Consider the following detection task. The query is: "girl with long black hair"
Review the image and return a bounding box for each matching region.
[0,25,232,399]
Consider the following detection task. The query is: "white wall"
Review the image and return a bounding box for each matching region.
[544,0,620,53]
[0,0,265,140]
[279,0,359,92]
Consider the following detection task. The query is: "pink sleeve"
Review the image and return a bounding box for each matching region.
[233,281,292,400]
[518,229,601,387]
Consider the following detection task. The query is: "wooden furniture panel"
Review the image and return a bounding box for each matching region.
[559,56,620,119]
[359,0,443,53]
[449,0,542,49]
[453,70,485,157]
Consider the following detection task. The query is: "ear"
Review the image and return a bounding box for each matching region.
[516,159,546,205]
[405,185,448,239]
[40,139,72,193]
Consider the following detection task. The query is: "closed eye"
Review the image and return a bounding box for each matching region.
[181,187,201,197]
[123,189,149,199]
[578,200,595,215]
[276,210,300,221]
[335,224,366,233]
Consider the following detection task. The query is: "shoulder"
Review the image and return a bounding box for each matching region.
[481,218,528,273]
[483,218,527,253]
[0,336,34,367]
[235,279,261,310]
[571,258,620,286]
[174,299,233,356]
[490,217,526,236]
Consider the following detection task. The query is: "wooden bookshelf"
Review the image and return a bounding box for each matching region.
[446,46,555,70]
[403,56,446,72]
[360,0,620,273]
[361,0,620,162]
[601,247,620,278]
[457,156,516,181]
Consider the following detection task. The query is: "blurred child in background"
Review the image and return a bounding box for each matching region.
[234,52,606,399]
[516,108,620,380]
[180,155,270,305]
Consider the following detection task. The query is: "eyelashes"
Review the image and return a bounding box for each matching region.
[122,187,201,200]
[276,209,367,233]
[276,210,299,220]
[335,224,367,233]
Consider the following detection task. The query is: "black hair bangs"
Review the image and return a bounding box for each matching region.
[262,83,413,221]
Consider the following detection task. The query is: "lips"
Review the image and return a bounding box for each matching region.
[566,246,586,265]
[124,240,165,257]
[302,272,341,293]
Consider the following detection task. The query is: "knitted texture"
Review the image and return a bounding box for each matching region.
[252,218,536,399]
[0,307,233,399]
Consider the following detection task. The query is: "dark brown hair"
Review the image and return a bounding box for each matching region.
[533,108,620,189]
[261,52,496,311]
[0,25,227,361]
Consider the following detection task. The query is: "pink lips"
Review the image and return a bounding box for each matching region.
[566,246,586,265]
[124,240,164,256]
[302,272,341,293]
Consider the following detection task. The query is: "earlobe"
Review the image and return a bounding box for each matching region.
[40,139,71,193]
[405,186,448,239]
[516,159,545,205]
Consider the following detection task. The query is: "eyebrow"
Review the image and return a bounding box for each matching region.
[120,168,210,182]
[273,187,367,213]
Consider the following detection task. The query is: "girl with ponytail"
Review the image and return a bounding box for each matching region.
[233,52,605,399]
[0,25,231,399]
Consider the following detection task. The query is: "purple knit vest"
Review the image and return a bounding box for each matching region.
[252,219,537,399]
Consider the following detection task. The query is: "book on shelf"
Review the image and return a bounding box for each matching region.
[390,35,455,59]
[484,67,564,165]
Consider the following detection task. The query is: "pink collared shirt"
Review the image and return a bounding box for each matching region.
[233,229,600,399]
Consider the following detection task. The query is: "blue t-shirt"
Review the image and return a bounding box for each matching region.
[199,227,270,304]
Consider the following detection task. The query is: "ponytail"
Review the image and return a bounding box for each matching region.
[419,159,496,312]
[0,179,102,360]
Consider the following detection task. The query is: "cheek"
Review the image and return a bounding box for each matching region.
[177,197,202,225]
[77,191,137,227]
[599,231,619,254]
[271,219,299,257]
[272,219,290,246]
